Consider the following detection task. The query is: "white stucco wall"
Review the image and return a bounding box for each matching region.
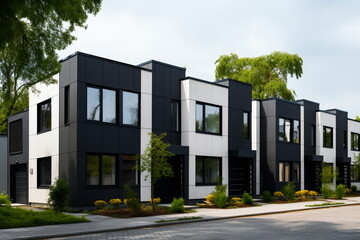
[181,79,229,199]
[28,76,59,204]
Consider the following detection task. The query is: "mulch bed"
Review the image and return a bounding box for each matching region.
[93,207,178,218]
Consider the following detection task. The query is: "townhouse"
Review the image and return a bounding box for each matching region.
[6,52,359,207]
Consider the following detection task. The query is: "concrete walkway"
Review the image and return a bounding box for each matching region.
[1,197,360,240]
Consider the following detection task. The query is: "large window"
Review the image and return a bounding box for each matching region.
[351,132,360,151]
[87,87,117,123]
[87,154,116,186]
[196,157,221,185]
[37,99,51,133]
[122,155,138,186]
[323,126,333,148]
[122,91,139,125]
[171,100,180,132]
[243,112,249,139]
[9,119,23,154]
[195,103,221,134]
[279,118,299,143]
[279,161,300,183]
[38,157,51,187]
[351,165,360,182]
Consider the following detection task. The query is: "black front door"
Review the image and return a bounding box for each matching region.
[229,158,253,196]
[10,163,28,204]
[155,155,184,203]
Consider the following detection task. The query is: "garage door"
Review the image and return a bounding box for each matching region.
[11,164,28,204]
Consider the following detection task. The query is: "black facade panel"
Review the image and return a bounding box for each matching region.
[103,60,119,89]
[86,57,103,86]
[60,60,70,88]
[8,110,29,165]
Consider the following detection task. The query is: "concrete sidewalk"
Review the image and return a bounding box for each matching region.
[1,197,360,240]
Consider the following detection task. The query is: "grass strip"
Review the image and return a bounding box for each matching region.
[0,205,89,229]
[156,216,203,223]
[305,202,345,207]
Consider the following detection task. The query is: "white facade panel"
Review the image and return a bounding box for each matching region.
[252,100,261,195]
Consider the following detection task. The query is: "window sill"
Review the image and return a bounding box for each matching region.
[37,129,51,135]
[196,183,217,186]
[323,146,333,149]
[9,151,23,155]
[195,131,222,136]
[37,186,50,189]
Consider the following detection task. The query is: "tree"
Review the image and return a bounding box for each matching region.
[0,0,102,133]
[48,178,70,212]
[355,116,360,122]
[136,132,174,210]
[215,51,303,101]
[320,165,338,184]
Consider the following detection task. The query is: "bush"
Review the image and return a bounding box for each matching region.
[242,192,253,205]
[309,191,318,199]
[123,184,141,213]
[344,188,352,195]
[283,182,296,201]
[94,200,107,209]
[230,197,241,206]
[48,179,70,212]
[0,192,11,206]
[214,193,227,208]
[274,191,285,200]
[262,191,273,202]
[109,198,122,208]
[351,185,358,192]
[335,184,345,199]
[169,198,185,213]
[150,198,161,206]
[205,194,215,205]
[321,184,333,199]
[295,190,309,197]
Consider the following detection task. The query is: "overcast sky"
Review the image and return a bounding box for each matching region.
[58,0,360,118]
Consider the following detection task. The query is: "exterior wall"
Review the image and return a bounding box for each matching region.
[29,78,60,204]
[0,135,7,193]
[181,78,229,199]
[252,101,261,195]
[348,119,360,187]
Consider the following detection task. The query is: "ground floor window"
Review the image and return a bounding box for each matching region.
[279,161,300,183]
[351,165,360,182]
[87,154,117,186]
[122,154,138,186]
[38,157,51,188]
[196,156,221,185]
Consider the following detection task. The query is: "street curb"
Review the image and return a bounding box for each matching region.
[11,202,360,240]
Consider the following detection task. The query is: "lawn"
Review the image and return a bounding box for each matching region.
[0,206,89,229]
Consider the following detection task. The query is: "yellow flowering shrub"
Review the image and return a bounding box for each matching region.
[229,197,241,206]
[94,200,107,209]
[205,194,215,205]
[295,190,309,197]
[150,198,161,205]
[309,191,318,199]
[344,188,352,195]
[274,191,284,200]
[109,198,122,208]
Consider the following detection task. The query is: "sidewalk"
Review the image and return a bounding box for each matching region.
[1,197,360,240]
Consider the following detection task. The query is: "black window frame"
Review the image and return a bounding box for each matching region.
[196,156,222,186]
[121,90,140,126]
[278,117,300,144]
[64,85,70,125]
[278,161,300,183]
[195,102,222,135]
[323,126,333,148]
[86,86,118,124]
[121,154,140,187]
[9,119,23,154]
[343,131,347,149]
[86,153,118,187]
[171,100,181,132]
[351,132,360,151]
[243,111,250,139]
[311,125,316,147]
[37,157,52,188]
[37,99,51,134]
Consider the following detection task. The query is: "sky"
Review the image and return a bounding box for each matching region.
[58,0,360,118]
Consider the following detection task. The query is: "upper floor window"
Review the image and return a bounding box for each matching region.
[243,112,249,139]
[171,100,180,132]
[122,91,139,125]
[196,103,221,134]
[343,131,347,149]
[9,119,23,154]
[64,86,70,125]
[293,120,300,143]
[279,118,300,143]
[87,87,117,123]
[323,126,333,148]
[351,132,360,151]
[311,125,316,146]
[38,99,51,133]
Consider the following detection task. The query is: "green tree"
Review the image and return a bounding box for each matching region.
[320,165,338,184]
[136,132,174,210]
[355,116,360,122]
[0,0,102,133]
[215,51,303,101]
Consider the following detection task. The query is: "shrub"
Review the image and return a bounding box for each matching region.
[109,198,122,208]
[230,197,241,206]
[295,190,309,197]
[123,184,141,213]
[0,192,11,206]
[205,194,215,205]
[94,200,107,209]
[214,178,227,194]
[150,198,161,205]
[309,191,318,199]
[335,184,345,199]
[274,191,284,200]
[242,192,253,205]
[351,185,358,192]
[262,191,273,202]
[214,193,227,208]
[169,198,185,213]
[321,184,333,199]
[48,179,70,212]
[283,182,296,201]
[344,188,352,195]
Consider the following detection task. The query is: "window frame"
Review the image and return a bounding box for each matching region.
[64,85,70,125]
[121,154,140,187]
[278,161,300,183]
[9,119,23,155]
[196,156,222,186]
[323,126,333,148]
[278,117,300,144]
[37,157,52,188]
[195,102,222,135]
[351,132,360,151]
[243,111,250,139]
[121,90,140,126]
[86,153,118,187]
[311,125,316,147]
[171,100,181,132]
[37,99,52,134]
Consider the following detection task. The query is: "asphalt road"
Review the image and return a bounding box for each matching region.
[52,205,360,240]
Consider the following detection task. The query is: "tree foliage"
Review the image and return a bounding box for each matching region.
[136,132,174,210]
[355,116,360,122]
[215,51,303,101]
[0,0,102,133]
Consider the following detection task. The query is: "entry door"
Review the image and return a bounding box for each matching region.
[10,164,28,204]
[229,158,253,196]
[154,156,184,203]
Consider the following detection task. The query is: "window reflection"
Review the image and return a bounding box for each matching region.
[87,87,100,121]
[123,91,139,125]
